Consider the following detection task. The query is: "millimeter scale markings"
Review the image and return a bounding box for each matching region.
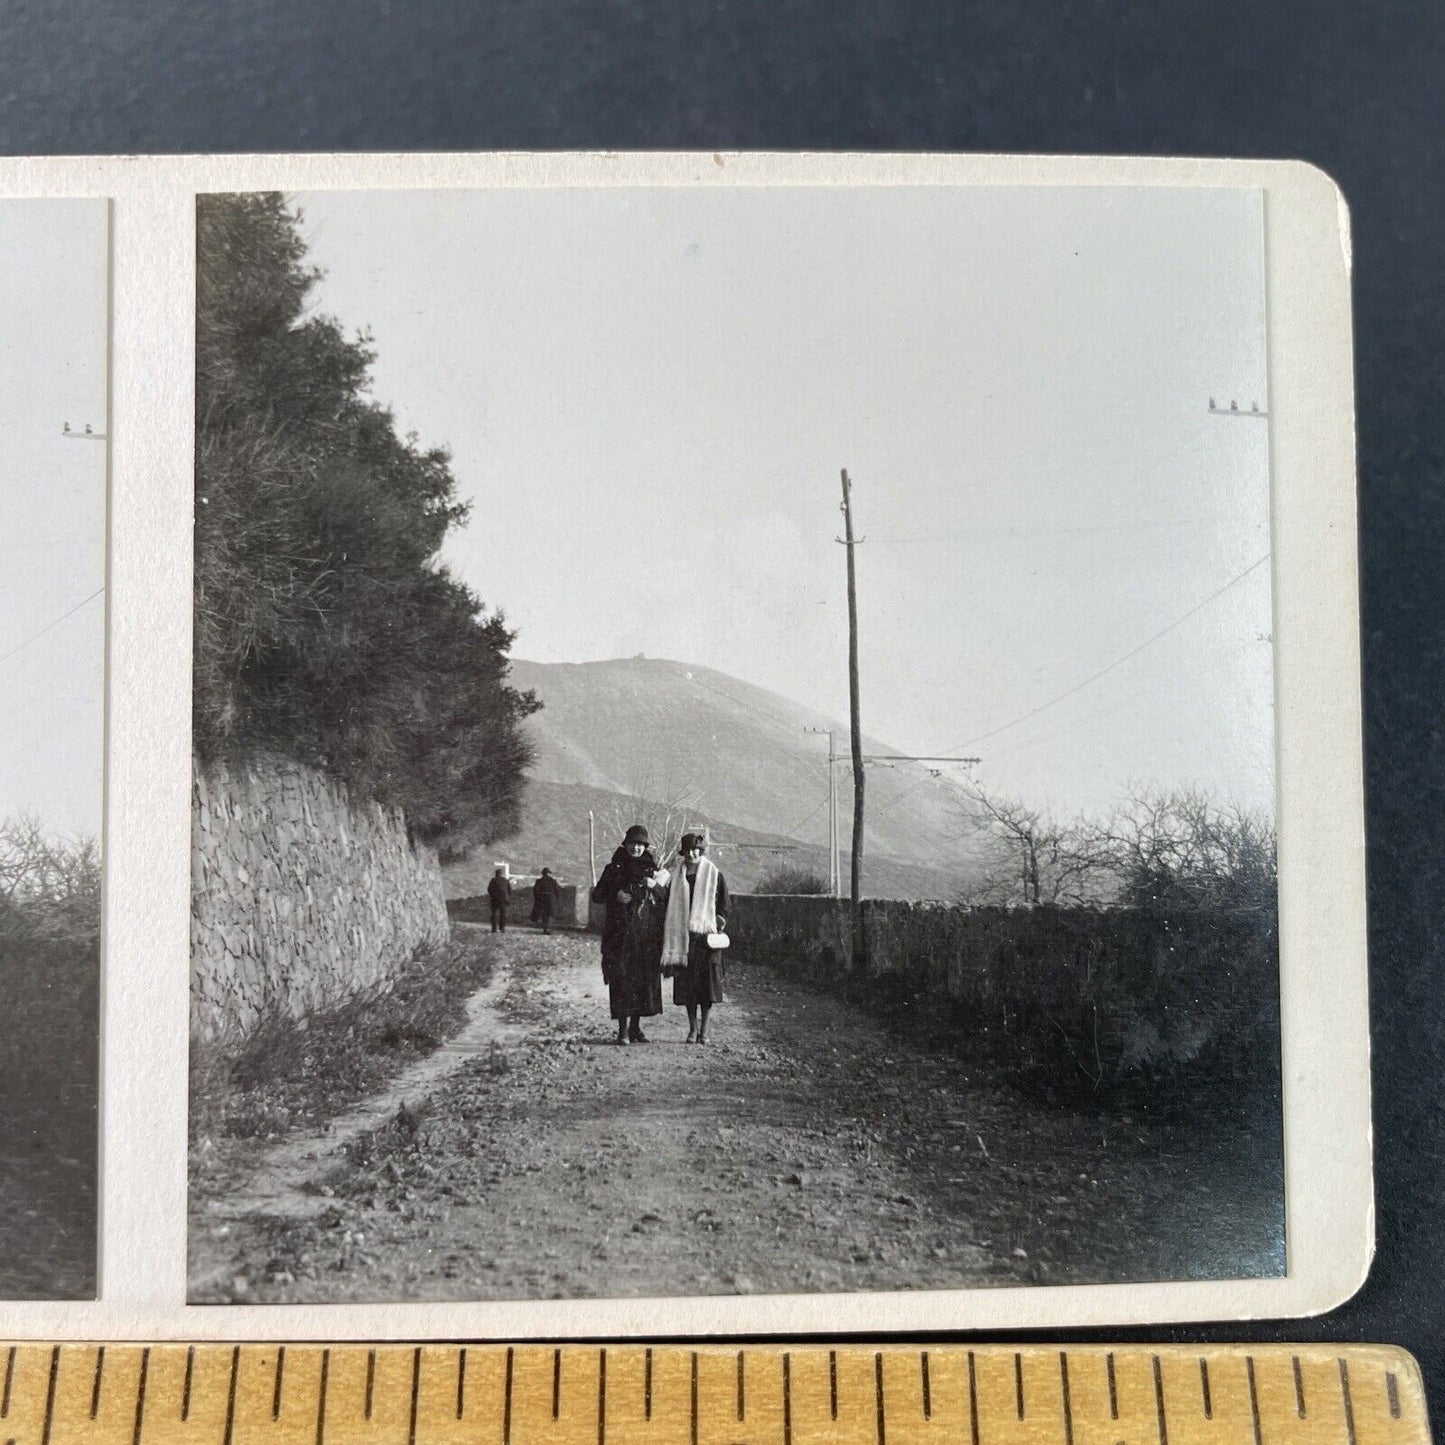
[0,1345,1426,1445]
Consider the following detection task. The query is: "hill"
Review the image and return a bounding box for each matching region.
[441,657,985,902]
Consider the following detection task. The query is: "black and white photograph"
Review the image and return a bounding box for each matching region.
[188,182,1283,1305]
[0,197,107,1300]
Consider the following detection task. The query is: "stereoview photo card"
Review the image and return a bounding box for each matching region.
[0,152,1366,1338]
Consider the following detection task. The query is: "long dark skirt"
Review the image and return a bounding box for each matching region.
[603,904,664,1020]
[672,934,725,1007]
[606,954,662,1019]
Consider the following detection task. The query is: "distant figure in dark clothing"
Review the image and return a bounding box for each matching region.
[530,868,561,933]
[662,833,729,1043]
[487,867,511,933]
[590,824,668,1044]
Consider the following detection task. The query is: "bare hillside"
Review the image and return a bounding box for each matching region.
[507,657,979,869]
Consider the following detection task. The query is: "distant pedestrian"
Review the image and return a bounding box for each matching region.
[487,867,512,933]
[531,867,561,934]
[590,824,667,1044]
[662,833,729,1044]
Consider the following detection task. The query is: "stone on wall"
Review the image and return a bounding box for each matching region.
[191,754,450,1045]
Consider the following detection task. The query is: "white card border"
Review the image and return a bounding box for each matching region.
[0,151,1368,1338]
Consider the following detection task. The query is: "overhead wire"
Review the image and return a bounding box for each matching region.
[0,586,105,669]
[869,555,1270,822]
[935,554,1271,758]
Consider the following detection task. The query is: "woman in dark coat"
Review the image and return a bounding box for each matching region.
[530,867,561,933]
[661,833,729,1044]
[590,824,667,1044]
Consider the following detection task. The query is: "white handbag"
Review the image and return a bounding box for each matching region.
[705,932,730,950]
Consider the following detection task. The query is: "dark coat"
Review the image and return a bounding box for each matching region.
[591,847,665,1018]
[486,875,512,905]
[530,874,561,921]
[669,867,729,1007]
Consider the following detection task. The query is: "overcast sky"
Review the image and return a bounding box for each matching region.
[297,184,1272,818]
[0,199,107,837]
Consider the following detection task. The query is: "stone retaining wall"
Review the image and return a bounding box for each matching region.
[191,755,449,1044]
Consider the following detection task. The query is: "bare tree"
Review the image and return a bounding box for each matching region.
[0,815,100,907]
[594,765,706,865]
[1101,786,1276,912]
[953,785,1113,906]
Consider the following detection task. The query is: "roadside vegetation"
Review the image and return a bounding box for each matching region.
[754,865,831,895]
[0,815,100,1298]
[189,930,495,1150]
[0,816,100,1148]
[194,193,537,855]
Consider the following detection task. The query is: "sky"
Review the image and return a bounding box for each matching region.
[296,184,1273,818]
[0,199,108,838]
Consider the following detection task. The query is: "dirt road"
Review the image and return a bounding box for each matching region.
[189,927,1283,1303]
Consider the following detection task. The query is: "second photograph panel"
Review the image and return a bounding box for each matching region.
[188,184,1282,1305]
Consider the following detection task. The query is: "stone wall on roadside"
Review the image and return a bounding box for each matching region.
[191,755,450,1044]
[729,894,1279,1095]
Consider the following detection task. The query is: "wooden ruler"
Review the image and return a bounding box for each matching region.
[0,1345,1428,1445]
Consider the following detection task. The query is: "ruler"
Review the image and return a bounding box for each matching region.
[0,1345,1427,1445]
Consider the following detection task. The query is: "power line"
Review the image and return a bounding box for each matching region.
[780,799,827,841]
[867,516,1214,545]
[936,554,1271,757]
[871,772,940,821]
[0,587,105,670]
[980,627,1269,766]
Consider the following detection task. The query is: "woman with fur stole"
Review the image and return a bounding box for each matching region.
[661,832,729,1044]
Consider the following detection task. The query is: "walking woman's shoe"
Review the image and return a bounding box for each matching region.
[696,1031,707,1045]
[684,1028,697,1044]
[629,1028,648,1043]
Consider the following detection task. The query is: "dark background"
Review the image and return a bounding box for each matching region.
[3,0,1439,1422]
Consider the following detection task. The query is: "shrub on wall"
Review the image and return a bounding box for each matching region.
[754,865,831,895]
[0,821,100,1150]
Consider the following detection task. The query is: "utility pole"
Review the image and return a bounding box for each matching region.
[804,726,841,896]
[838,469,866,953]
[588,810,597,887]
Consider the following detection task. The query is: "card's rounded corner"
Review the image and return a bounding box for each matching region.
[1290,1222,1376,1319]
[1272,159,1353,257]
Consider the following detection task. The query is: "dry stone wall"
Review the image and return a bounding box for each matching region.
[730,894,1280,1097]
[192,755,449,1044]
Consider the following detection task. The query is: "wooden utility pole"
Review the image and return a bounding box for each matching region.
[587,810,597,886]
[838,469,865,952]
[803,726,841,895]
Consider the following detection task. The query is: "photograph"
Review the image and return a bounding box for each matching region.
[187,182,1283,1305]
[0,197,108,1300]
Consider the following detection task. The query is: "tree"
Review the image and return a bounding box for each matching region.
[193,193,539,852]
[0,815,100,908]
[954,784,1113,906]
[954,781,1277,914]
[1102,786,1277,914]
[593,765,705,864]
